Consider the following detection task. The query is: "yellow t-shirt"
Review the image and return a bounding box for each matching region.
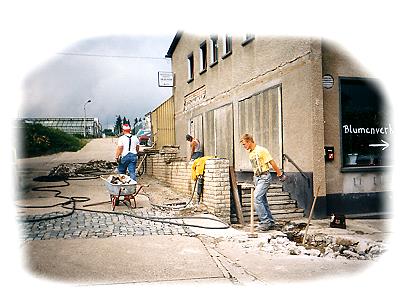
[248,145,273,176]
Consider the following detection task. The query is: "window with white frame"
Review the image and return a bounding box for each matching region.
[210,35,218,65]
[199,41,207,73]
[187,52,194,82]
[222,34,232,58]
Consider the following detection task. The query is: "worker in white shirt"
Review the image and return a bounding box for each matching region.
[115,124,140,181]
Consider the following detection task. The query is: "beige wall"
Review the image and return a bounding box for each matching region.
[171,33,326,195]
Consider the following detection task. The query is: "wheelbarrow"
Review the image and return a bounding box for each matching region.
[100,175,144,211]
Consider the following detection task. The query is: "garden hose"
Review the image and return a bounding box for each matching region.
[18,172,229,230]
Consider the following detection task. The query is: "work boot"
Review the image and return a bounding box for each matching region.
[257,223,276,231]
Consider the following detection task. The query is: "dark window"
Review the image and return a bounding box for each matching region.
[242,34,255,46]
[222,34,232,58]
[199,41,207,73]
[210,35,218,66]
[340,77,392,169]
[187,52,194,82]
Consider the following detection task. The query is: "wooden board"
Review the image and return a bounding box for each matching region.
[229,166,244,225]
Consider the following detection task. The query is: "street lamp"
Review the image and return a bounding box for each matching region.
[83,99,92,137]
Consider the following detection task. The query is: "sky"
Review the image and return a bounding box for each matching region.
[21,35,174,129]
[1,0,400,299]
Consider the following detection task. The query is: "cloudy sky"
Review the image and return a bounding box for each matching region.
[21,34,174,129]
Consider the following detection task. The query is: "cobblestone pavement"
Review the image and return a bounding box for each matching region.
[19,209,196,241]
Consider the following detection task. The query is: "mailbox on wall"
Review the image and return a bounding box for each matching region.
[325,146,334,161]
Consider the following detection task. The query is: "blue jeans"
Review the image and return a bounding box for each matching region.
[118,153,138,181]
[253,173,275,225]
[191,151,203,160]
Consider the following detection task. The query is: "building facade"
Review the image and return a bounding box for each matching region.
[165,32,392,217]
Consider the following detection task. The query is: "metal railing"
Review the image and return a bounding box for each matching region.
[283,153,311,187]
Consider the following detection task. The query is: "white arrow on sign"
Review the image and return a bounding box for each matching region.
[369,139,389,151]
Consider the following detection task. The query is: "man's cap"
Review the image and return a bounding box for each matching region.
[122,124,131,131]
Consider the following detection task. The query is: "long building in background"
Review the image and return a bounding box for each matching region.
[21,117,102,137]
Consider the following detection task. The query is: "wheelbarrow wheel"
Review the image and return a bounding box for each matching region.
[110,195,120,211]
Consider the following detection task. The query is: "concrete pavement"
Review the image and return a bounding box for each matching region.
[13,138,396,295]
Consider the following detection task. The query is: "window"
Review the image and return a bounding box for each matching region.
[242,34,255,46]
[199,41,207,73]
[187,52,194,82]
[340,77,392,169]
[210,35,218,66]
[222,34,232,58]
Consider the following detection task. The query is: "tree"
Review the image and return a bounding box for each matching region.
[114,115,131,134]
[114,115,122,134]
[133,117,139,134]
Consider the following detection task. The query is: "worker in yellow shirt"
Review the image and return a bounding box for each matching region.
[240,133,287,231]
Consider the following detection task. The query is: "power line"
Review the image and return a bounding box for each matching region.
[57,52,170,60]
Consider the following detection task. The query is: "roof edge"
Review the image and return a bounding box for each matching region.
[165,31,183,58]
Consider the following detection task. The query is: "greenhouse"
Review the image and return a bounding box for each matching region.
[21,117,102,137]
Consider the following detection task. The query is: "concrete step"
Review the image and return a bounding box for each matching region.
[232,208,304,223]
[242,191,290,198]
[242,201,297,209]
[242,195,292,202]
[238,183,283,192]
[242,207,304,217]
[231,182,304,224]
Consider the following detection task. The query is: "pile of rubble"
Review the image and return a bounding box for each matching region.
[108,174,136,185]
[227,222,386,260]
[49,160,116,178]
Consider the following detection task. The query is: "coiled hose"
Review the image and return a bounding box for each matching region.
[18,173,229,230]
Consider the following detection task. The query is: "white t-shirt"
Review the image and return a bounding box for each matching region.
[117,134,140,157]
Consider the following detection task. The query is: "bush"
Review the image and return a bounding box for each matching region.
[20,123,88,158]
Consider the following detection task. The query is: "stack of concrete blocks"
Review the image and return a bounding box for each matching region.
[145,149,231,223]
[145,146,194,195]
[202,158,231,223]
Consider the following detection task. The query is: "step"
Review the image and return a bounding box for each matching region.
[231,211,304,223]
[242,207,304,215]
[242,202,297,210]
[236,206,305,222]
[242,192,290,201]
[232,182,303,224]
[238,183,283,190]
[242,196,292,202]
[241,187,284,193]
